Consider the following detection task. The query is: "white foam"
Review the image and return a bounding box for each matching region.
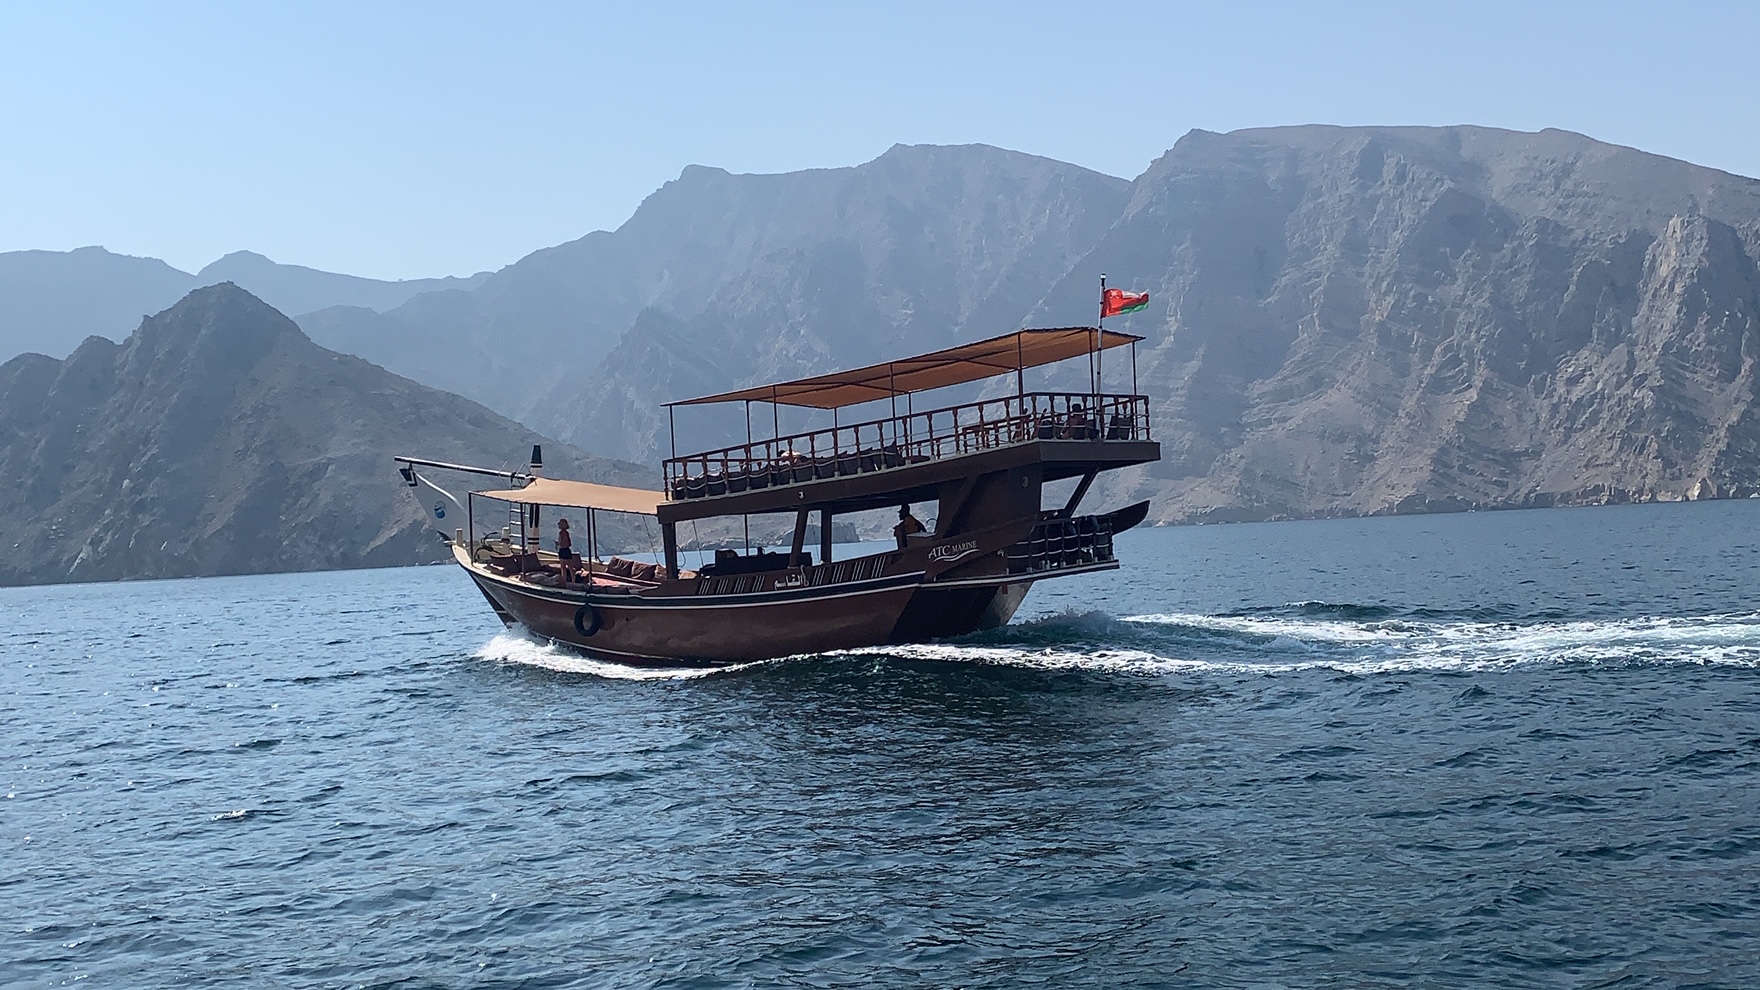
[825,611,1760,676]
[471,611,1760,681]
[473,630,758,681]
[1116,611,1760,673]
[844,641,1216,675]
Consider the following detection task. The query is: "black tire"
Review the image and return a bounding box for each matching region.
[573,603,602,637]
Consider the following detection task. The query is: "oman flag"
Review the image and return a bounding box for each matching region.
[1101,287,1150,317]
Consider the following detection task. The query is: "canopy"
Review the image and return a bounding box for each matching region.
[475,477,663,515]
[667,327,1142,410]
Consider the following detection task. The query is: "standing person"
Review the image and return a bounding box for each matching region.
[556,518,579,585]
[893,504,925,549]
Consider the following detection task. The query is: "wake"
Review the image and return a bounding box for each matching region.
[471,607,1760,680]
[473,631,769,681]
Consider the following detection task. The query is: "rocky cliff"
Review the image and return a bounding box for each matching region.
[1036,126,1760,521]
[0,284,649,586]
[500,126,1760,523]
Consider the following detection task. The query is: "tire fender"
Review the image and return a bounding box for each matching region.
[573,603,602,637]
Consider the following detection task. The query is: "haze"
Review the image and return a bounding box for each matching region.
[3,0,1756,280]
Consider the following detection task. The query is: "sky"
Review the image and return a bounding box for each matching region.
[3,1,1758,281]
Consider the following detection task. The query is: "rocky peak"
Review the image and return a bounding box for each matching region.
[0,285,644,585]
[121,282,299,383]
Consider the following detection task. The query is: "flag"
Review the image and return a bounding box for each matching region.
[1101,287,1149,317]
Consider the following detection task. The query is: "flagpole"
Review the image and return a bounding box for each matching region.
[1096,273,1106,406]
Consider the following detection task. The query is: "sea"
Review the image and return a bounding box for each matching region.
[3,501,1759,988]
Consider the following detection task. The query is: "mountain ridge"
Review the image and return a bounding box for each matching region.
[12,125,1760,540]
[0,247,491,361]
[0,283,648,586]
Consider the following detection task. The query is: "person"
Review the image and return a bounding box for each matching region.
[556,518,579,585]
[1062,401,1092,439]
[893,503,925,549]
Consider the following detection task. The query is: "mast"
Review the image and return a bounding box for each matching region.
[1096,273,1106,402]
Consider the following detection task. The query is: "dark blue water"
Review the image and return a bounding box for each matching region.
[4,501,1759,988]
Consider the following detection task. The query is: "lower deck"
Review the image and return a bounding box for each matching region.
[465,501,1132,605]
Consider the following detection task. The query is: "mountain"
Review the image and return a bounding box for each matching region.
[537,144,1132,459]
[0,247,197,360]
[1032,125,1760,521]
[456,126,1760,522]
[0,247,488,361]
[294,144,1131,432]
[19,126,1760,535]
[0,283,650,586]
[196,250,491,320]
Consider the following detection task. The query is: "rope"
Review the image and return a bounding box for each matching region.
[640,513,660,563]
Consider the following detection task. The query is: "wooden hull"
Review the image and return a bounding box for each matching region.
[455,546,1084,667]
[470,571,917,666]
[408,371,1157,668]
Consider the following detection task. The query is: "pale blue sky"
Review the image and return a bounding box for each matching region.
[3,1,1756,280]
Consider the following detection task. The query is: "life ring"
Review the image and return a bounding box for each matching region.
[573,603,602,637]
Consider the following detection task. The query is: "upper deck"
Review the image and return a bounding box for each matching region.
[658,388,1157,522]
[639,325,1160,522]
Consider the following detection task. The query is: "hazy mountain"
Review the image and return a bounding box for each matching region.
[542,143,1132,456]
[0,283,650,586]
[296,144,1132,430]
[0,247,197,360]
[0,247,487,362]
[196,250,491,320]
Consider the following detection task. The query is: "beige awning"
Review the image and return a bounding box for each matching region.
[475,477,664,515]
[667,326,1143,410]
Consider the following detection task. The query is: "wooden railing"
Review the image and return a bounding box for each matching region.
[1004,514,1117,574]
[664,391,1150,499]
[694,554,891,596]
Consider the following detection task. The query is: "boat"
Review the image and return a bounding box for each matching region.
[396,326,1160,666]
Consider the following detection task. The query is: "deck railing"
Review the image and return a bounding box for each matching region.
[663,391,1151,499]
[1004,514,1117,575]
[694,553,891,596]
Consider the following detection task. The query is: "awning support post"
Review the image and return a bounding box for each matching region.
[1016,332,1024,399]
[790,509,810,567]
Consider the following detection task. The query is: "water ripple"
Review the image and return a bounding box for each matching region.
[4,507,1760,986]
